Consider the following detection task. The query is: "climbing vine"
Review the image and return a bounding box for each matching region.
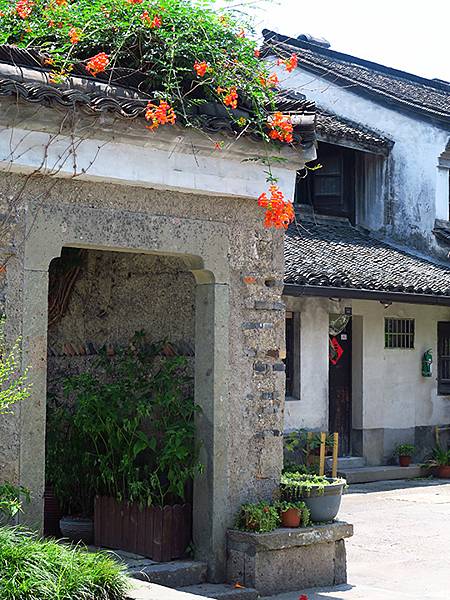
[0,0,300,228]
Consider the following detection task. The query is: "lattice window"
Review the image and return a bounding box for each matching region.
[438,322,450,395]
[384,318,415,349]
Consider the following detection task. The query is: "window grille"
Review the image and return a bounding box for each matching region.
[438,322,450,395]
[384,318,415,349]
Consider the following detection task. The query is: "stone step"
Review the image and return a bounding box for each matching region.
[127,560,207,588]
[127,581,215,600]
[178,583,259,600]
[326,456,366,470]
[342,464,424,484]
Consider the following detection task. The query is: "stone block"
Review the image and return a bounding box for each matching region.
[227,522,353,596]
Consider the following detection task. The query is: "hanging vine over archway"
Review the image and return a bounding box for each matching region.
[0,0,301,228]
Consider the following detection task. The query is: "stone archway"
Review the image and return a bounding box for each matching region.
[12,201,232,579]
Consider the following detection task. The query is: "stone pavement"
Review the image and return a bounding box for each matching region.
[262,479,450,600]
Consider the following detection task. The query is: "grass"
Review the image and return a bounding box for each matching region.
[0,527,129,600]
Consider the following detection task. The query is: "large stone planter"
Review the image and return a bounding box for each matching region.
[227,521,353,596]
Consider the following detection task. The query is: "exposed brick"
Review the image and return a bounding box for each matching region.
[242,276,257,284]
[242,322,274,330]
[266,349,280,359]
[254,300,285,311]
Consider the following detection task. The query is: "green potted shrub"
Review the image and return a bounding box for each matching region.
[394,443,415,467]
[236,501,280,533]
[427,445,450,478]
[280,473,346,522]
[275,500,310,528]
[50,333,202,560]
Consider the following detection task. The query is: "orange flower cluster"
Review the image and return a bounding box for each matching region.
[150,14,161,28]
[55,0,67,5]
[267,112,293,143]
[85,52,109,76]
[258,186,295,229]
[16,0,34,19]
[194,60,208,77]
[69,27,80,44]
[259,73,279,88]
[217,86,238,109]
[145,100,176,130]
[277,53,298,73]
[127,0,143,3]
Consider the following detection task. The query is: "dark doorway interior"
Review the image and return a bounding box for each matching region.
[329,316,352,456]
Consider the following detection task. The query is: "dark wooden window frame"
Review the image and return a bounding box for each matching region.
[438,321,450,395]
[295,142,356,223]
[285,312,300,399]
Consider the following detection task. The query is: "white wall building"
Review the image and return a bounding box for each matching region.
[264,31,450,467]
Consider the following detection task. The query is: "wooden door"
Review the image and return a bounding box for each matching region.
[329,319,352,456]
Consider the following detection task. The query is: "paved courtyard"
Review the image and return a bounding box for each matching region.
[264,479,450,600]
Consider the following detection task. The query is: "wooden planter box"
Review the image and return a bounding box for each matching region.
[94,496,192,561]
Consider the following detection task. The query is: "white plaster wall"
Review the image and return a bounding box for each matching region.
[274,62,450,255]
[283,296,329,431]
[352,300,450,431]
[282,295,450,435]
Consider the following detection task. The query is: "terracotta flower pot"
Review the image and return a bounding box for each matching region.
[280,507,301,528]
[399,455,412,467]
[437,465,450,479]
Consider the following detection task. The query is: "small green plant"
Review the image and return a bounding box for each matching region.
[429,445,450,466]
[47,332,202,511]
[280,472,346,501]
[275,500,310,527]
[0,483,30,520]
[236,501,280,533]
[0,318,32,520]
[394,443,415,457]
[0,526,128,599]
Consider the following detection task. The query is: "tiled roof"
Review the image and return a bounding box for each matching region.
[263,30,450,127]
[315,108,393,154]
[276,89,393,153]
[284,216,450,298]
[0,45,317,143]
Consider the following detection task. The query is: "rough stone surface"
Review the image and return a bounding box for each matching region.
[0,163,287,578]
[127,560,207,588]
[178,583,259,600]
[227,523,353,596]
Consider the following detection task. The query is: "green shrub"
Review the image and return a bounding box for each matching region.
[0,527,128,600]
[235,501,280,533]
[393,443,415,457]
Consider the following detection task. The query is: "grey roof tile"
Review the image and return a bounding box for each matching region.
[285,217,450,297]
[263,30,450,127]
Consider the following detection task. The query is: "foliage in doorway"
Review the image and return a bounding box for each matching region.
[0,526,128,600]
[46,332,202,512]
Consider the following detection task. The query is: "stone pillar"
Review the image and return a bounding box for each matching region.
[193,281,230,581]
[18,266,50,529]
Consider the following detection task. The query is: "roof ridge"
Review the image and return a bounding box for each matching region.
[262,30,450,92]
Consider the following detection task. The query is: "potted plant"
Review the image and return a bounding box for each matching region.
[394,443,415,467]
[53,333,202,560]
[46,404,96,544]
[280,472,346,522]
[236,501,280,533]
[427,445,450,478]
[275,500,310,528]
